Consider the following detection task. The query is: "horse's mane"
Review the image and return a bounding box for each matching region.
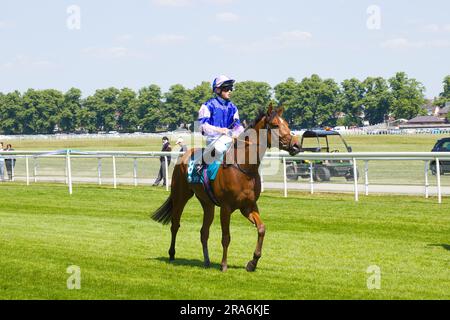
[245,108,267,131]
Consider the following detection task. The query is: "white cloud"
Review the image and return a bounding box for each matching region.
[147,34,188,45]
[151,0,193,7]
[115,34,133,43]
[422,24,440,33]
[381,38,416,49]
[0,20,15,30]
[277,30,313,44]
[205,0,235,5]
[421,23,450,33]
[216,12,239,22]
[82,47,148,59]
[381,37,450,49]
[208,35,226,44]
[1,54,56,70]
[151,0,235,6]
[209,30,313,54]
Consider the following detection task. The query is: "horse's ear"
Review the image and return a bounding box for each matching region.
[267,103,274,116]
[277,106,284,117]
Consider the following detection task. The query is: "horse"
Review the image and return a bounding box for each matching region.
[151,104,300,272]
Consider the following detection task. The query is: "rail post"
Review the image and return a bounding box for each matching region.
[353,158,359,202]
[283,157,287,197]
[364,160,369,196]
[112,156,117,189]
[436,158,441,204]
[424,160,429,199]
[67,150,73,195]
[98,158,102,185]
[133,158,138,187]
[26,156,30,186]
[65,156,68,185]
[164,156,169,192]
[11,156,15,182]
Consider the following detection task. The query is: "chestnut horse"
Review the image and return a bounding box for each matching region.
[151,105,300,271]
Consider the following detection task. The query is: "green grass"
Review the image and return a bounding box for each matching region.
[0,183,449,299]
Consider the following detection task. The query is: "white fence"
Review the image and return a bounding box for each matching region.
[2,150,450,203]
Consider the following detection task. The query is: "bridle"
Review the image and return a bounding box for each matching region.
[231,112,296,177]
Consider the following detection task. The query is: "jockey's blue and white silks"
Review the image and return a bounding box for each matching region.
[198,96,244,139]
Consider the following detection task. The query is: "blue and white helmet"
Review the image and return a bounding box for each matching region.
[212,75,235,92]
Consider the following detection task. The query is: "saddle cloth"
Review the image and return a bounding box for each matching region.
[187,149,224,206]
[187,149,222,184]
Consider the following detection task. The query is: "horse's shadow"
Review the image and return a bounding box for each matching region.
[427,244,450,251]
[153,257,241,270]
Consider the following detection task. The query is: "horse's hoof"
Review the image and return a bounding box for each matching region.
[220,265,228,272]
[246,260,257,272]
[169,256,175,262]
[204,261,211,268]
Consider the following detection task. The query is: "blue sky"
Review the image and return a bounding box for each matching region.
[0,0,449,98]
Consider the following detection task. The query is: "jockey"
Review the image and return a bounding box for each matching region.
[198,75,244,162]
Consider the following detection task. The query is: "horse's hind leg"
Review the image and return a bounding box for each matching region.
[241,206,265,272]
[168,166,193,261]
[220,207,232,272]
[198,198,215,267]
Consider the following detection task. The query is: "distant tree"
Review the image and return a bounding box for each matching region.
[434,75,450,108]
[274,77,300,127]
[276,75,340,129]
[59,88,82,133]
[21,89,64,134]
[76,105,97,133]
[163,84,193,130]
[231,81,272,123]
[0,91,24,134]
[339,78,365,126]
[137,85,163,132]
[84,88,121,132]
[362,77,391,125]
[388,72,426,120]
[116,88,138,132]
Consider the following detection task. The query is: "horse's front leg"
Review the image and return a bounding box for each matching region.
[241,206,265,272]
[220,207,232,272]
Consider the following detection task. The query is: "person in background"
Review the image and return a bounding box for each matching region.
[0,142,5,181]
[176,137,188,153]
[153,136,172,187]
[5,144,16,181]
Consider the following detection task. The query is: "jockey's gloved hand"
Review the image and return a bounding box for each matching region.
[219,128,229,135]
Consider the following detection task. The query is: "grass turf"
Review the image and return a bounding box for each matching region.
[0,183,449,299]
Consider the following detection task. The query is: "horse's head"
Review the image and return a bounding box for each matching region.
[265,104,301,156]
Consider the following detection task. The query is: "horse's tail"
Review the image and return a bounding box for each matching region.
[151,195,173,225]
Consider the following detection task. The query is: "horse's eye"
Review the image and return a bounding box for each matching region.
[290,132,296,136]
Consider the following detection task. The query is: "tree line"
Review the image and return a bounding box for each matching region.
[0,72,449,134]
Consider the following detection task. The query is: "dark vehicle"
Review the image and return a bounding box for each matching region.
[430,137,450,175]
[285,129,358,182]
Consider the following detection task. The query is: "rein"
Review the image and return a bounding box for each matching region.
[228,115,274,178]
